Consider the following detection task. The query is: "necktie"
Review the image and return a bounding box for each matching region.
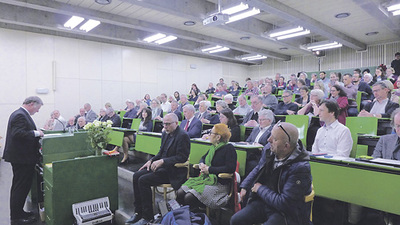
[252,112,258,121]
[184,120,190,131]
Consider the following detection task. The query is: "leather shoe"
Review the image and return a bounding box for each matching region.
[11,216,37,225]
[125,213,142,224]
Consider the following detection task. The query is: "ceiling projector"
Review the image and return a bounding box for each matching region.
[203,13,229,26]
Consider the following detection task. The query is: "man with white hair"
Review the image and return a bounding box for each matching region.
[180,105,202,138]
[106,107,121,127]
[224,94,236,110]
[261,84,278,110]
[246,109,274,146]
[194,101,211,121]
[178,94,189,112]
[244,80,259,96]
[242,95,265,127]
[233,95,252,116]
[84,103,97,123]
[52,110,67,131]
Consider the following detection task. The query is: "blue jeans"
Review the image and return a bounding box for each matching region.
[230,199,286,225]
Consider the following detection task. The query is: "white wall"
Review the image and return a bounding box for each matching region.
[0,28,249,149]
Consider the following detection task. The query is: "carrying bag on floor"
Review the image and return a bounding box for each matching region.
[161,205,211,225]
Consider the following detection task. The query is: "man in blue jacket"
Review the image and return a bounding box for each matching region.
[231,122,312,225]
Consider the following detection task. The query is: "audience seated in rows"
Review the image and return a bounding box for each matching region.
[242,95,264,127]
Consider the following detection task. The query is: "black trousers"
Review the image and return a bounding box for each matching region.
[10,163,35,219]
[132,168,170,221]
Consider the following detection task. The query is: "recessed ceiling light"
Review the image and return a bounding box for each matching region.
[184,21,196,26]
[335,12,350,19]
[279,47,288,50]
[240,36,250,40]
[365,31,379,36]
[95,0,111,5]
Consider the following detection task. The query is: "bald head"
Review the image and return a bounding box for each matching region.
[281,122,299,148]
[268,122,299,159]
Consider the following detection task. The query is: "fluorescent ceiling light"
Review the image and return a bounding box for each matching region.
[209,47,230,53]
[64,16,84,29]
[303,41,343,51]
[312,44,342,51]
[306,41,340,50]
[143,33,166,43]
[393,10,400,16]
[269,26,304,38]
[276,30,310,40]
[387,3,400,11]
[240,54,267,61]
[154,35,177,44]
[79,19,100,32]
[201,45,222,52]
[222,2,249,15]
[226,7,260,24]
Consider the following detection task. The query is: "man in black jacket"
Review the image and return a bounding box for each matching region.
[231,122,312,225]
[3,96,44,225]
[126,113,190,225]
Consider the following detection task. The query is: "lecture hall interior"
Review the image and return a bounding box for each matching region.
[1,0,400,225]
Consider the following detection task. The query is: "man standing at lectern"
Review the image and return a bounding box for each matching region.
[126,113,190,225]
[3,96,44,225]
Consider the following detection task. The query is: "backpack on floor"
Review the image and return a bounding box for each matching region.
[161,205,211,225]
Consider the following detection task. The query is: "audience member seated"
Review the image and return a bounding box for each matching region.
[97,108,108,122]
[176,124,237,211]
[66,117,77,132]
[310,73,318,86]
[150,99,163,120]
[231,122,312,225]
[195,101,211,121]
[170,100,183,121]
[52,110,67,131]
[274,90,298,115]
[125,113,190,225]
[43,111,55,130]
[193,94,207,111]
[294,86,310,107]
[160,93,171,113]
[299,72,311,87]
[241,95,265,127]
[76,116,86,130]
[202,100,229,124]
[213,83,227,98]
[277,76,287,90]
[74,108,86,125]
[312,100,352,157]
[358,81,399,118]
[286,77,298,93]
[233,95,252,116]
[314,80,329,98]
[372,67,387,85]
[178,94,189,112]
[124,100,138,119]
[342,73,358,116]
[105,107,121,127]
[112,108,153,164]
[373,108,400,159]
[364,73,373,86]
[261,84,278,110]
[189,83,201,102]
[105,102,112,109]
[205,82,215,94]
[298,89,324,116]
[319,71,330,87]
[329,85,349,125]
[223,94,236,110]
[328,72,343,88]
[245,109,274,146]
[174,91,180,102]
[84,103,97,123]
[143,94,151,106]
[180,105,202,138]
[265,77,277,94]
[273,73,280,87]
[243,80,259,96]
[230,81,241,99]
[135,102,148,118]
[218,108,240,142]
[295,79,306,94]
[352,70,373,106]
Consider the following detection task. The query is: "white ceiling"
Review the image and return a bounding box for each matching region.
[0,0,399,65]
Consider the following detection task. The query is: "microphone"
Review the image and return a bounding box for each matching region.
[55,118,66,133]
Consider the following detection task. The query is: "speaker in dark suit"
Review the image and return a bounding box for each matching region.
[3,96,44,224]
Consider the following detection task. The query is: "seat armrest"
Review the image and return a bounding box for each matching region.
[174,161,189,168]
[218,173,233,179]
